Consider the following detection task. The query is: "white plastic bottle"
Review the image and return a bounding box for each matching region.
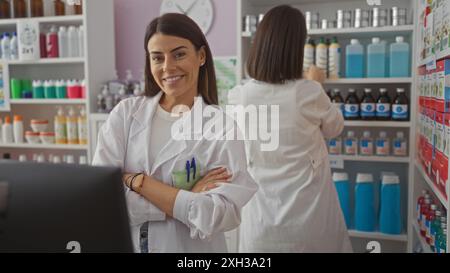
[328,37,341,79]
[1,32,11,60]
[66,155,75,164]
[67,26,79,57]
[328,136,342,155]
[13,115,24,144]
[58,26,68,58]
[18,154,27,162]
[2,116,13,143]
[393,131,408,156]
[376,131,390,156]
[77,107,88,145]
[79,155,87,165]
[303,38,315,73]
[78,25,84,57]
[67,107,79,145]
[359,131,373,156]
[53,156,62,164]
[315,37,328,74]
[10,32,18,60]
[344,131,358,155]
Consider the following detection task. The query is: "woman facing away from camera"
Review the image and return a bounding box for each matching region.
[93,13,257,253]
[228,5,352,253]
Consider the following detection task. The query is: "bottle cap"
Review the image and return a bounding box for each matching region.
[18,154,27,162]
[372,37,380,43]
[356,173,374,183]
[381,174,400,185]
[397,88,405,93]
[379,88,387,93]
[350,39,359,45]
[332,172,349,182]
[396,36,404,43]
[79,156,87,165]
[53,156,61,164]
[13,115,22,122]
[347,131,355,137]
[348,88,356,93]
[364,88,372,93]
[333,88,340,93]
[363,131,371,138]
[4,116,11,124]
[396,132,404,138]
[66,155,75,164]
[37,154,46,163]
[380,131,387,138]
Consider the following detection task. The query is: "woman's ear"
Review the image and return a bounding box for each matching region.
[199,46,206,66]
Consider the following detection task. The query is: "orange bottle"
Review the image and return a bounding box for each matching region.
[54,0,65,16]
[30,0,43,17]
[13,0,27,18]
[0,0,11,19]
[73,0,82,15]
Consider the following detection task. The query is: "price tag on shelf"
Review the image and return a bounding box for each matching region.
[329,156,344,169]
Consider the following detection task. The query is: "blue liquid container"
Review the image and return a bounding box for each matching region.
[333,172,351,228]
[379,174,402,234]
[389,36,410,77]
[354,173,376,232]
[345,39,364,78]
[367,37,386,78]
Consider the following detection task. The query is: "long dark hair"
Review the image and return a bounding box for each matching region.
[246,5,307,84]
[144,13,218,105]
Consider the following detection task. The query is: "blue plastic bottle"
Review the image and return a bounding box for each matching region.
[389,36,410,77]
[333,172,351,228]
[354,173,376,232]
[379,174,402,234]
[367,37,386,78]
[345,39,364,78]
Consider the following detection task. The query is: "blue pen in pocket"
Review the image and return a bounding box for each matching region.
[186,160,190,183]
[191,157,196,180]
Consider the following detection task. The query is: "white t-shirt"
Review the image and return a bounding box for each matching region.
[149,104,182,165]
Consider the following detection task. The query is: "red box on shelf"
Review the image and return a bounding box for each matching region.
[434,59,450,112]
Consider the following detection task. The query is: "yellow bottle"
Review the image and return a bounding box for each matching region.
[77,106,88,145]
[54,107,67,144]
[67,107,79,145]
[328,37,341,79]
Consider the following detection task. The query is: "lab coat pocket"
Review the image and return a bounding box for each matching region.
[171,157,203,191]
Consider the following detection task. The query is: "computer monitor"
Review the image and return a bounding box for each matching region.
[0,161,133,253]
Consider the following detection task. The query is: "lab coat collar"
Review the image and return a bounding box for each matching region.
[131,91,206,174]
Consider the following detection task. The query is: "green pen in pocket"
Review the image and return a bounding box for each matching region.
[172,158,202,191]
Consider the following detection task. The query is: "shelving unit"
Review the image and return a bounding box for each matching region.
[0,0,116,163]
[237,0,416,253]
[408,0,449,254]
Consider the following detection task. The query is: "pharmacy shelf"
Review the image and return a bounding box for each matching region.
[0,15,83,27]
[10,99,87,105]
[90,113,109,121]
[415,161,448,210]
[242,25,414,39]
[0,143,88,150]
[324,78,413,84]
[412,222,433,253]
[308,25,414,37]
[329,155,410,163]
[5,57,85,65]
[348,230,408,242]
[344,120,411,128]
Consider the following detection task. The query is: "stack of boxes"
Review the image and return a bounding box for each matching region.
[417,59,450,198]
[422,0,450,61]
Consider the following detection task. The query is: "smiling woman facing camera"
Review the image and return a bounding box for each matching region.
[92,13,257,253]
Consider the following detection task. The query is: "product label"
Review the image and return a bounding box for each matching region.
[345,139,357,155]
[328,139,342,155]
[328,47,341,77]
[333,102,344,114]
[316,47,327,71]
[304,48,314,72]
[376,103,391,117]
[361,103,376,117]
[393,140,407,156]
[392,104,408,119]
[344,104,359,118]
[360,140,373,155]
[376,140,389,155]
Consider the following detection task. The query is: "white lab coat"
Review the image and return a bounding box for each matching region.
[228,79,352,253]
[92,92,258,253]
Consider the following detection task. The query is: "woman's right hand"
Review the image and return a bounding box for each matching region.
[191,167,232,193]
[305,65,326,84]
